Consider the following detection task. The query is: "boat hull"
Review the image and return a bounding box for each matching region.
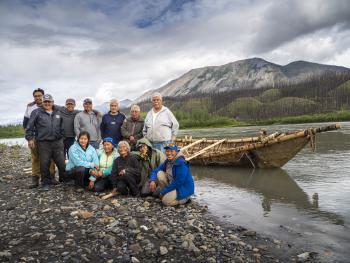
[176,124,340,168]
[181,137,308,168]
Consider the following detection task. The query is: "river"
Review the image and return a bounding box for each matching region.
[179,122,350,263]
[1,122,349,262]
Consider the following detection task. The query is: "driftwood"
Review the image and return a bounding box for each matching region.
[101,191,119,200]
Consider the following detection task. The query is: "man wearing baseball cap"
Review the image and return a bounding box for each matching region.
[74,98,102,149]
[25,94,66,190]
[148,143,194,206]
[58,98,79,158]
[23,88,56,188]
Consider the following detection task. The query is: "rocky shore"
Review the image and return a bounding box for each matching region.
[0,145,318,263]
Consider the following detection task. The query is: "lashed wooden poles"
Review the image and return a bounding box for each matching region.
[185,139,226,161]
[194,123,341,159]
[176,137,260,144]
[178,123,341,160]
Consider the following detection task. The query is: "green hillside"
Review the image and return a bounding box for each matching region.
[137,72,350,128]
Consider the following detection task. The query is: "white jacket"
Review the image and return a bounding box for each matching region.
[143,106,179,142]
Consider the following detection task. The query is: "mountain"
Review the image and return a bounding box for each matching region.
[120,99,133,109]
[135,58,350,102]
[94,99,133,113]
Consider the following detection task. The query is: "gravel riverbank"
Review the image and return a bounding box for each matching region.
[0,145,319,262]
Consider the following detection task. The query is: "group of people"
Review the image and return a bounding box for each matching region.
[23,88,194,206]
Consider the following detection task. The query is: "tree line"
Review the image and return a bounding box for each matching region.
[138,71,350,121]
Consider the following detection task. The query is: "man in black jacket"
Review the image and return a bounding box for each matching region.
[59,98,80,158]
[25,94,66,190]
[23,88,55,188]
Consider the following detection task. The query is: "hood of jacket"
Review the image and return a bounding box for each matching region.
[59,106,79,116]
[135,138,153,149]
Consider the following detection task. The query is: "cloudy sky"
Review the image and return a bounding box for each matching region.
[1,0,350,124]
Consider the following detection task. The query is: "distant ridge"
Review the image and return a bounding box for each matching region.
[135,58,350,102]
[94,99,133,114]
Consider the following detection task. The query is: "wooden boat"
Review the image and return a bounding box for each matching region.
[175,123,341,168]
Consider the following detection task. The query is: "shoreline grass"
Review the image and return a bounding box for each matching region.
[1,110,349,138]
[0,124,24,139]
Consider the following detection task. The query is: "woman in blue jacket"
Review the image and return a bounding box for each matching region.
[65,131,99,187]
[149,144,194,206]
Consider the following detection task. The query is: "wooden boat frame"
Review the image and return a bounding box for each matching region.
[175,123,341,168]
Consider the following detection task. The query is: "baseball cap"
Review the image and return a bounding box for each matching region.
[43,94,53,102]
[164,144,180,151]
[103,137,115,146]
[83,98,92,104]
[65,98,76,104]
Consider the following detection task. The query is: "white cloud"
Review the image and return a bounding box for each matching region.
[0,0,349,124]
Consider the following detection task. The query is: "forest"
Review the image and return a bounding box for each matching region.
[138,71,350,128]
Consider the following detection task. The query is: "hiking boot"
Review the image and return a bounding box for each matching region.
[63,180,75,186]
[51,179,60,185]
[152,186,161,198]
[28,176,39,189]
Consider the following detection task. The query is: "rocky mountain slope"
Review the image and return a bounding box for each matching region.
[135,58,350,102]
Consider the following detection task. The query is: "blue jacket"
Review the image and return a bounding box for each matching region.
[100,111,126,144]
[150,156,194,200]
[66,141,99,171]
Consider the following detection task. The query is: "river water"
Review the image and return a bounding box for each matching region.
[179,122,350,263]
[1,122,349,262]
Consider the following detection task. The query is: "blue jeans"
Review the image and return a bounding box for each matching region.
[151,141,172,153]
[90,141,100,149]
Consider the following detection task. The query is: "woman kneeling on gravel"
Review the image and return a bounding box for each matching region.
[149,144,194,206]
[65,131,99,187]
[88,137,119,192]
[109,141,141,196]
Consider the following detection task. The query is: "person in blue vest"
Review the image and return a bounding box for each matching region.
[100,99,126,145]
[149,144,194,206]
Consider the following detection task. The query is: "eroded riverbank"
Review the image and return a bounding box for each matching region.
[0,145,320,262]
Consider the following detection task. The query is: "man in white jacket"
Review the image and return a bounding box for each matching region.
[143,93,179,152]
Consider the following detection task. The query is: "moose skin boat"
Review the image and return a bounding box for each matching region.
[175,123,341,168]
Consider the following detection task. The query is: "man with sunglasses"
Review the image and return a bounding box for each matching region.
[25,94,66,190]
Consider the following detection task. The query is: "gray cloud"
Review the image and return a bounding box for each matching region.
[251,0,350,53]
[0,0,349,124]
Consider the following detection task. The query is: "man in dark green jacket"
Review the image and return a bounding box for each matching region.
[121,105,144,151]
[133,138,166,196]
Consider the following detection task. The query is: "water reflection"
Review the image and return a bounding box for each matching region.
[192,166,344,225]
